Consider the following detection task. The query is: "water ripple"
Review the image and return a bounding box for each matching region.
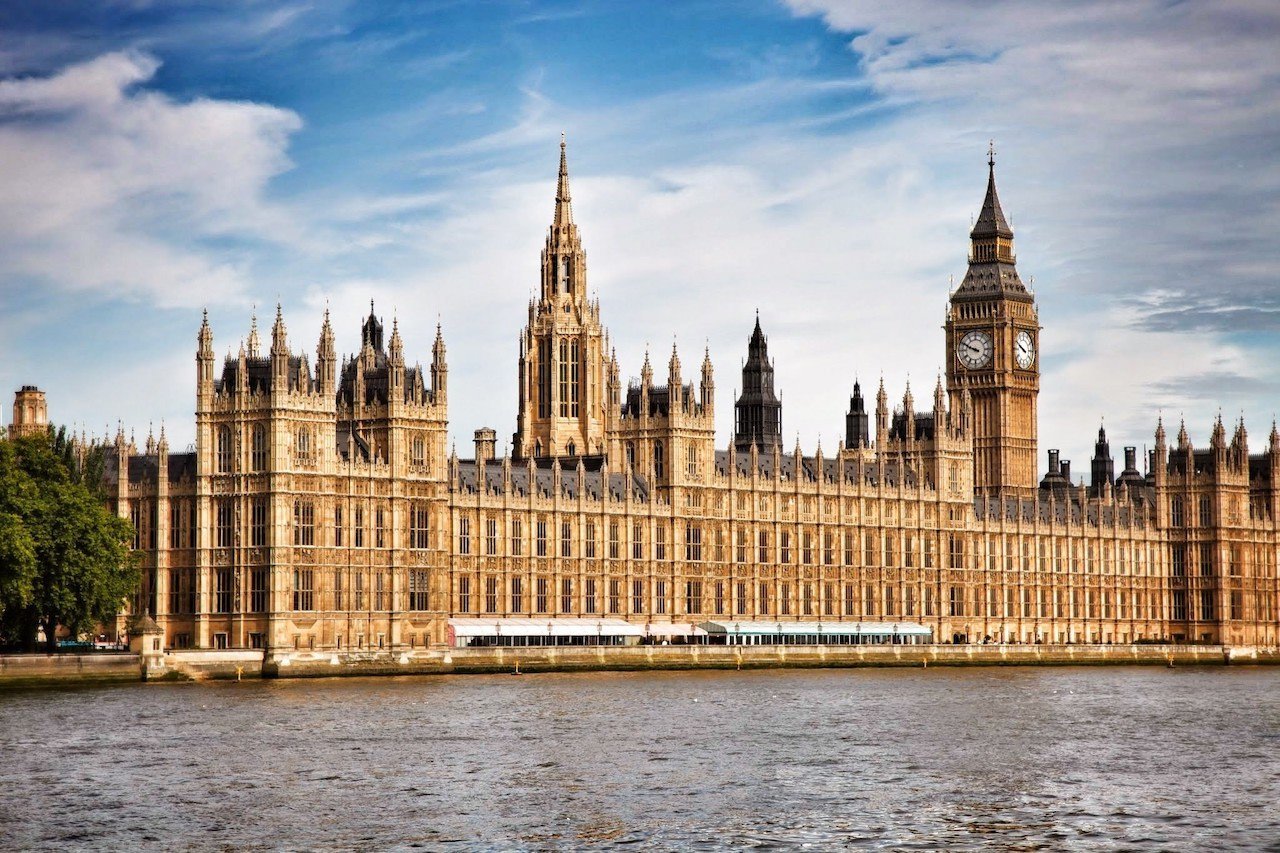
[0,667,1278,850]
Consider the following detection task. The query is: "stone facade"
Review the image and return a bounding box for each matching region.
[91,141,1279,652]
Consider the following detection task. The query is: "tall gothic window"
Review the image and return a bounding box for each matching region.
[559,340,570,417]
[293,569,314,612]
[570,339,580,417]
[538,344,551,419]
[251,498,267,547]
[654,440,664,478]
[409,570,429,611]
[216,499,233,548]
[293,500,315,546]
[409,503,430,550]
[217,426,232,473]
[251,424,268,471]
[296,426,313,464]
[411,434,426,467]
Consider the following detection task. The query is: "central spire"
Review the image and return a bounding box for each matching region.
[554,131,573,227]
[972,140,1013,241]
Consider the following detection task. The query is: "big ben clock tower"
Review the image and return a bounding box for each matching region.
[945,144,1040,493]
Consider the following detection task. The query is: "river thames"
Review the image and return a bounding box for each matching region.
[1,666,1277,850]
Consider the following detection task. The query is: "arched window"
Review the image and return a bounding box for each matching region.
[569,339,580,416]
[296,426,312,463]
[251,424,268,472]
[411,434,426,467]
[567,440,576,457]
[217,426,232,473]
[687,445,697,478]
[654,440,664,479]
[559,340,570,417]
[534,439,542,458]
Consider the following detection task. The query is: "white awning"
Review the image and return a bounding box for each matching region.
[698,620,933,637]
[448,617,645,639]
[642,622,709,637]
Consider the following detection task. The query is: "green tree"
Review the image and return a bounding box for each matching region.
[0,442,39,646]
[0,430,137,651]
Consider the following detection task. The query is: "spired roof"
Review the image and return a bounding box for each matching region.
[971,153,1013,240]
[554,132,574,227]
[953,146,1031,303]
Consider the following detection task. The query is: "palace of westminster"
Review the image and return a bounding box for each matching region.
[10,140,1279,651]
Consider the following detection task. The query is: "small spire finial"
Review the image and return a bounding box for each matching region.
[987,138,996,168]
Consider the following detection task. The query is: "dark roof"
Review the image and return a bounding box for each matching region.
[622,383,695,418]
[971,162,1013,239]
[973,492,1151,528]
[216,355,313,395]
[712,449,926,489]
[889,411,936,442]
[454,458,650,502]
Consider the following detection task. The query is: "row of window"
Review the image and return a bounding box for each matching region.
[455,517,961,567]
[204,499,432,550]
[154,564,1222,625]
[449,576,1171,622]
[213,425,434,472]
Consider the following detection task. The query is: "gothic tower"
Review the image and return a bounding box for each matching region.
[734,316,782,452]
[844,380,869,450]
[945,145,1040,493]
[513,135,610,459]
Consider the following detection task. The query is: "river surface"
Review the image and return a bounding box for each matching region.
[0,667,1277,850]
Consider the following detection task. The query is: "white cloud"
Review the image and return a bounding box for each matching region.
[8,5,1280,473]
[773,0,1280,464]
[0,50,303,309]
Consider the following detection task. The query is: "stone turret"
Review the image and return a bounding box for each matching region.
[700,346,714,411]
[431,323,447,403]
[317,308,336,397]
[270,303,289,386]
[8,386,48,440]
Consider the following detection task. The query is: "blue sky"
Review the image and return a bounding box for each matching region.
[1,0,1278,473]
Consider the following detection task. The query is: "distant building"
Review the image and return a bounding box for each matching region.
[9,386,47,439]
[69,139,1275,653]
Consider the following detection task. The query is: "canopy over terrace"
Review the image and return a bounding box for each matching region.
[448,618,645,647]
[698,620,933,645]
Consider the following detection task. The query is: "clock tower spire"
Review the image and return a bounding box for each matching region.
[945,143,1040,493]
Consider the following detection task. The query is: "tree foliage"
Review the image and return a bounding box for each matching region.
[0,429,137,651]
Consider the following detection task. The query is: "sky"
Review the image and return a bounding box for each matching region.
[1,0,1278,474]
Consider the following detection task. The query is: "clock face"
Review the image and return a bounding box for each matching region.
[1015,330,1036,369]
[957,330,994,369]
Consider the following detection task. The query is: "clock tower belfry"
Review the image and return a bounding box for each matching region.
[945,145,1040,493]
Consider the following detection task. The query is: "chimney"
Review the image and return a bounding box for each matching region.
[1047,449,1060,474]
[474,427,497,461]
[1060,460,1071,484]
